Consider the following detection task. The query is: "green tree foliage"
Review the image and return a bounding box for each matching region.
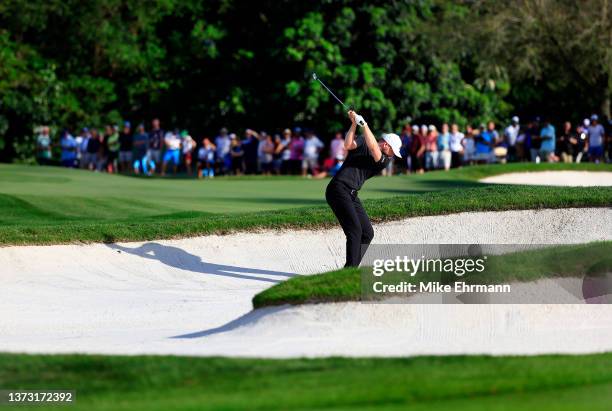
[433,0,612,120]
[0,0,605,161]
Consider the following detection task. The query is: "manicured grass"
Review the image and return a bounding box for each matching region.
[1,353,611,410]
[253,242,611,308]
[0,162,610,245]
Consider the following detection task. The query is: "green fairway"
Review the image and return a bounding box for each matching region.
[253,242,611,307]
[1,353,611,411]
[0,163,610,245]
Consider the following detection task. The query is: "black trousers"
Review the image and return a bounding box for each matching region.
[325,180,374,267]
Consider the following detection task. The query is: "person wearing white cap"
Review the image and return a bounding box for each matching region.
[504,116,520,162]
[325,110,402,267]
[587,114,605,163]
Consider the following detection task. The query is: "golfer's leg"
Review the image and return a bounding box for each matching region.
[352,196,374,264]
[326,184,362,267]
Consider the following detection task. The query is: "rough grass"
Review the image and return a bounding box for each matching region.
[252,242,611,308]
[0,162,610,245]
[1,353,612,411]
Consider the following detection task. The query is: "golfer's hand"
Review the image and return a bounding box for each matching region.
[355,114,366,127]
[348,110,366,127]
[348,110,357,125]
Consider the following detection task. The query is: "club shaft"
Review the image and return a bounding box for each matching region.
[316,78,348,109]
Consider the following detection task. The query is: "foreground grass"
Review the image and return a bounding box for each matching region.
[253,242,611,307]
[0,162,610,245]
[1,353,611,410]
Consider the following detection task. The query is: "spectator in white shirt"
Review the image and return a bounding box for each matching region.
[504,116,520,162]
[302,129,324,176]
[449,123,465,168]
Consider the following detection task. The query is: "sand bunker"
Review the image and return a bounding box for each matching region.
[0,207,610,357]
[480,171,612,186]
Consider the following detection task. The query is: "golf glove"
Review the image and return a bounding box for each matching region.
[355,114,366,127]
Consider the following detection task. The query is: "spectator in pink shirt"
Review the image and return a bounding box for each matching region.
[330,132,346,160]
[425,125,439,170]
[289,127,304,174]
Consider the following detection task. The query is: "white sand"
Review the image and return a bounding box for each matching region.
[480,171,612,186]
[0,207,611,357]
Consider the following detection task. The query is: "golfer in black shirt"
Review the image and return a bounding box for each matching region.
[326,110,403,267]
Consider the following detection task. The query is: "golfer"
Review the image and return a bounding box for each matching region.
[326,110,402,267]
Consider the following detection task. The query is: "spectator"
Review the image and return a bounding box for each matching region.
[85,128,101,170]
[60,129,77,168]
[463,125,476,165]
[330,131,346,160]
[313,153,344,179]
[257,131,268,172]
[197,138,216,178]
[96,130,108,171]
[504,116,520,162]
[438,123,451,171]
[230,137,244,175]
[557,121,578,163]
[527,119,541,162]
[574,119,590,163]
[399,125,412,174]
[276,128,292,175]
[133,124,152,175]
[587,114,605,163]
[449,123,464,168]
[539,118,556,162]
[242,129,260,174]
[607,119,612,163]
[474,121,497,163]
[260,133,275,175]
[105,125,120,173]
[215,127,231,175]
[36,126,52,165]
[148,118,164,172]
[410,125,427,174]
[162,129,181,176]
[181,131,195,175]
[289,127,304,175]
[302,129,324,176]
[272,134,283,175]
[79,128,91,169]
[118,122,133,172]
[424,125,438,170]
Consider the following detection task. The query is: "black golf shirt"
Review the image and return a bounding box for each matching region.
[331,135,390,191]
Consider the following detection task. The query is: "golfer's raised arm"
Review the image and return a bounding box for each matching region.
[362,124,382,162]
[344,111,358,151]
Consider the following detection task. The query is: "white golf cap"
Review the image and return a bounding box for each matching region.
[382,133,402,158]
[583,118,590,127]
[411,125,419,132]
[511,116,519,123]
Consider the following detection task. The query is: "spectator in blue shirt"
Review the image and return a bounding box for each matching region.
[587,114,605,163]
[60,129,77,168]
[539,119,556,162]
[474,122,497,163]
[437,123,451,170]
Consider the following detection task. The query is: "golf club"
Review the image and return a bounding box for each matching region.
[312,72,350,110]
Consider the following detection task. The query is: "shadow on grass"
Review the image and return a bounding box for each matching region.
[107,242,296,283]
[371,178,484,195]
[226,197,325,205]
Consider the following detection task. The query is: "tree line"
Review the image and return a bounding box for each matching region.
[1,0,609,162]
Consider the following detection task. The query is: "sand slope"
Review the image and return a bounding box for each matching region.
[480,171,612,186]
[0,207,610,357]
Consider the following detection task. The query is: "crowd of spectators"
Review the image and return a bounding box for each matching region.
[34,114,611,178]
